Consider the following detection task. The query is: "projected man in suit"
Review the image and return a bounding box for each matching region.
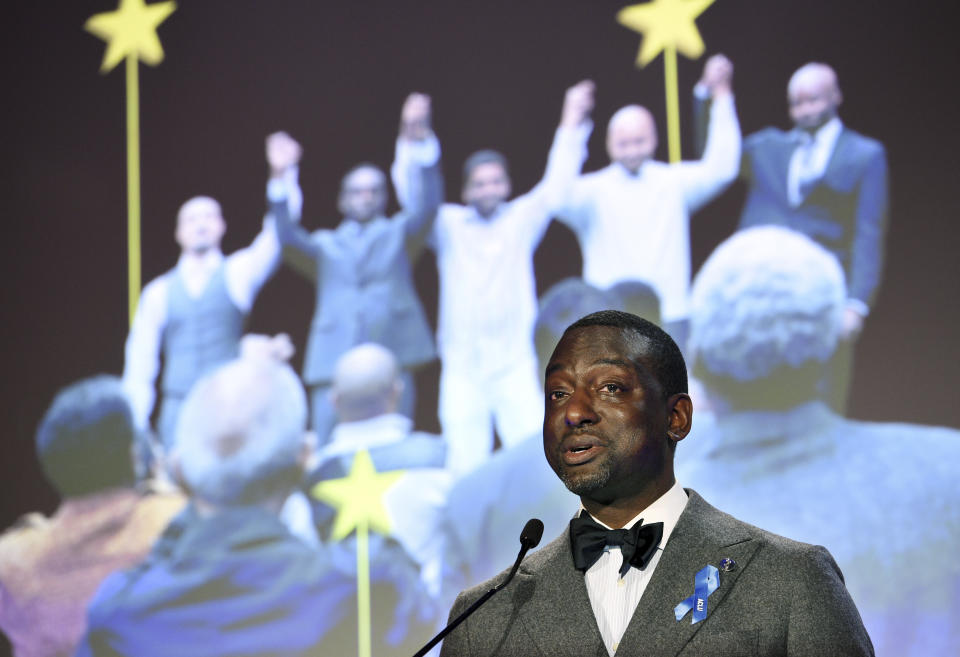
[697,62,888,411]
[440,310,872,657]
[270,94,441,441]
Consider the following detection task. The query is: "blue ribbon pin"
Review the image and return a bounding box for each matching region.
[674,565,720,624]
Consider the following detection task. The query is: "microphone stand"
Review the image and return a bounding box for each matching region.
[411,519,543,657]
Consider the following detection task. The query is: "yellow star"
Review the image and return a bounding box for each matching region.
[85,0,177,73]
[311,450,405,541]
[617,0,715,67]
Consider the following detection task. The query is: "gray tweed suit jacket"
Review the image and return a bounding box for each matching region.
[440,490,873,657]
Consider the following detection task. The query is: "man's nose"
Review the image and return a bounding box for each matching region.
[565,388,598,427]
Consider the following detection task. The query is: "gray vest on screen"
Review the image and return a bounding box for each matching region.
[161,265,244,397]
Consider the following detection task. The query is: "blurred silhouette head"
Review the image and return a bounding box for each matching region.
[608,280,662,327]
[606,105,658,174]
[534,278,620,372]
[339,164,388,223]
[690,226,846,411]
[331,343,403,423]
[174,355,309,508]
[788,63,842,133]
[36,375,137,498]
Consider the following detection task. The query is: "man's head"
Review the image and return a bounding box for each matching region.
[36,375,137,498]
[462,150,511,218]
[339,164,388,223]
[543,310,691,510]
[689,226,846,411]
[331,343,403,423]
[173,356,310,508]
[606,105,658,174]
[787,63,842,133]
[176,196,226,255]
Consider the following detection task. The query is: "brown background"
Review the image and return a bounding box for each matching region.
[4,0,958,533]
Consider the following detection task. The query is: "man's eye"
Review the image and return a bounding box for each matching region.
[602,383,622,393]
[548,390,567,401]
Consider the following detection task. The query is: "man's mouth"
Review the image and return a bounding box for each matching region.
[562,436,604,466]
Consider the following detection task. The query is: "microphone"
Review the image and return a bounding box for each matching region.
[411,518,544,657]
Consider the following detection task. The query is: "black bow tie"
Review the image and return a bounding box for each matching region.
[570,513,664,577]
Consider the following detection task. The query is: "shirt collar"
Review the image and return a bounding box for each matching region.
[581,480,689,548]
[319,413,413,460]
[794,116,843,146]
[610,160,649,180]
[177,248,223,273]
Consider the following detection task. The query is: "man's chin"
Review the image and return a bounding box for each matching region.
[559,465,611,497]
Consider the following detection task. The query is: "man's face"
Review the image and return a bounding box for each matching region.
[788,70,841,132]
[175,197,225,255]
[606,109,657,174]
[462,162,511,218]
[543,326,675,504]
[339,167,387,223]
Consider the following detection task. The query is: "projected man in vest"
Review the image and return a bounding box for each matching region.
[122,134,300,446]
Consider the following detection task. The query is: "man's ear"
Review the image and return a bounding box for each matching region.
[666,393,693,444]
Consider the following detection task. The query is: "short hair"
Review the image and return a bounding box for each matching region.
[462,149,509,185]
[174,357,308,507]
[332,343,400,421]
[689,226,845,396]
[563,310,687,397]
[340,163,387,194]
[176,196,221,225]
[35,375,137,497]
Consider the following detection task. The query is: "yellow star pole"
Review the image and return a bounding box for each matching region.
[617,0,716,163]
[85,0,177,326]
[312,450,405,657]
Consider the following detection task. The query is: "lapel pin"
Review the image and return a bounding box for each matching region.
[719,558,737,572]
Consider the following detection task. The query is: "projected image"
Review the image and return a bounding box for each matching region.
[3,1,958,656]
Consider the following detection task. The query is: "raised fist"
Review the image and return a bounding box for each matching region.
[266,131,302,178]
[699,54,734,97]
[561,79,596,127]
[399,93,432,141]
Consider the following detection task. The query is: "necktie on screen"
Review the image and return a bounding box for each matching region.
[570,514,664,577]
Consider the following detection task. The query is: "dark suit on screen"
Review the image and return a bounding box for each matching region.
[694,96,888,308]
[738,126,888,307]
[440,491,873,657]
[271,158,441,435]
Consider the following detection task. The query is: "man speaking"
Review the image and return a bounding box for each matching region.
[439,311,873,656]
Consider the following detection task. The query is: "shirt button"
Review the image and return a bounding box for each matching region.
[613,642,619,651]
[618,578,625,588]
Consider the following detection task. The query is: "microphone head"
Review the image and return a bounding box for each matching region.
[520,518,544,549]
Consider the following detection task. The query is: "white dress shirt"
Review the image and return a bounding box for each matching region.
[428,123,591,373]
[582,481,689,656]
[122,180,297,430]
[559,95,740,322]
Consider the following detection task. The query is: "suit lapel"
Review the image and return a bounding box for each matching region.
[514,534,608,657]
[819,128,852,185]
[618,491,761,656]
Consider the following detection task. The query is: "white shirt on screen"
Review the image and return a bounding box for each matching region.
[558,94,740,322]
